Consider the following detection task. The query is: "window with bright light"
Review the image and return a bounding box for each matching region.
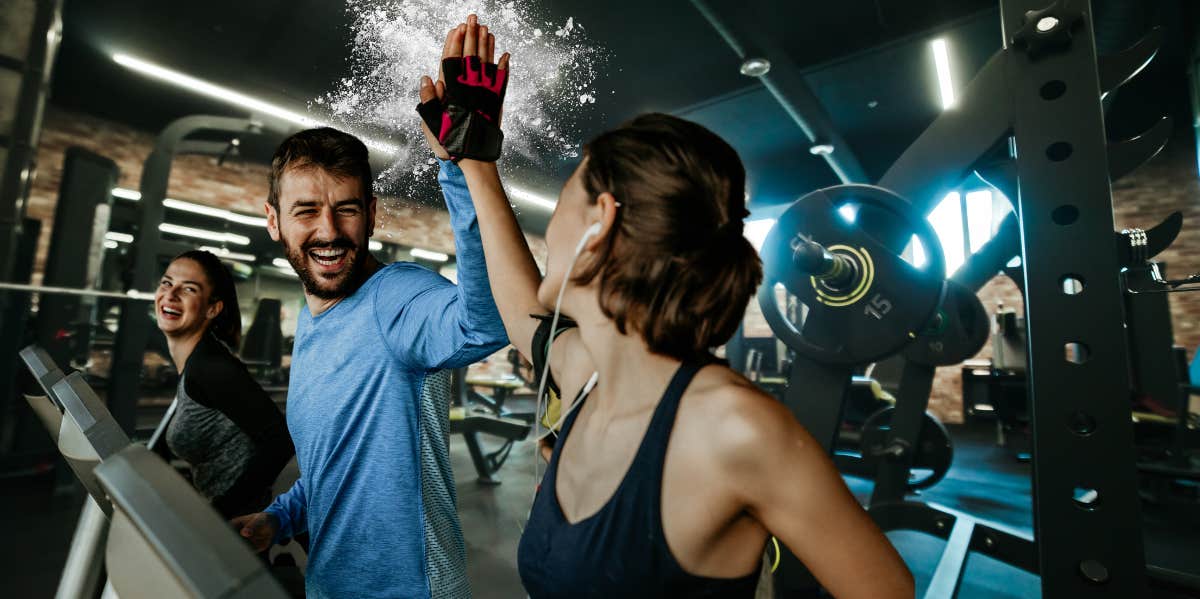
[927,192,965,273]
[926,188,1006,275]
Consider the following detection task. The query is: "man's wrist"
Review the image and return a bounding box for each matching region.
[458,159,499,176]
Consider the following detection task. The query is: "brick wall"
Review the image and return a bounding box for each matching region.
[24,105,458,288]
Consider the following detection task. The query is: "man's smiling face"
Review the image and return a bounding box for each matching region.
[267,165,377,300]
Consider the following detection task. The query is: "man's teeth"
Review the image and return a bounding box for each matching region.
[310,248,347,263]
[163,307,181,315]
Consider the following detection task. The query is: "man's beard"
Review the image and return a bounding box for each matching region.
[282,236,366,300]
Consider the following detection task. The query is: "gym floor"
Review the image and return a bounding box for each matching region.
[4,414,1198,598]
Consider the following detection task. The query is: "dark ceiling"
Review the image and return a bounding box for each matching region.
[49,0,1199,232]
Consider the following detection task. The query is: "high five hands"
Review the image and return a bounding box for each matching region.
[418,14,511,162]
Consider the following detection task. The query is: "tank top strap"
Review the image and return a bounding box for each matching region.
[549,363,703,471]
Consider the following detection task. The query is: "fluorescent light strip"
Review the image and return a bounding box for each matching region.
[507,186,557,211]
[159,223,251,246]
[113,53,399,156]
[369,240,383,251]
[272,258,292,269]
[111,187,142,201]
[198,246,257,262]
[105,231,134,244]
[411,248,450,262]
[113,188,270,229]
[103,240,119,249]
[164,198,269,228]
[931,38,955,110]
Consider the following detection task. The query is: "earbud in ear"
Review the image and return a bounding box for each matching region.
[574,222,603,256]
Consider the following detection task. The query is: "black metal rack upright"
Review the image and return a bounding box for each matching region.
[1000,1,1145,594]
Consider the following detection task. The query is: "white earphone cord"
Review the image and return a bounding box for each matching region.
[530,224,602,505]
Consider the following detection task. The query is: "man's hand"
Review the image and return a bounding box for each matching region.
[230,512,280,552]
[418,14,511,162]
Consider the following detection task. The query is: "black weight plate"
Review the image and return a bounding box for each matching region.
[757,184,946,365]
[860,407,954,491]
[903,279,990,366]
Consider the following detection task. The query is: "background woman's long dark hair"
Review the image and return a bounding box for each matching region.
[172,250,242,349]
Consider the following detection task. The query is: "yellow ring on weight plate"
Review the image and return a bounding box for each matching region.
[811,245,874,307]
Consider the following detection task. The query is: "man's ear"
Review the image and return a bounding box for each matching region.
[366,195,378,239]
[266,202,281,242]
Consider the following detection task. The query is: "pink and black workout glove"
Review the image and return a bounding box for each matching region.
[417,56,509,162]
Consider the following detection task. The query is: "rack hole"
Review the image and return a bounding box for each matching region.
[1061,275,1084,295]
[1065,342,1090,364]
[1068,411,1097,436]
[1052,205,1079,225]
[1072,486,1100,510]
[1040,80,1067,100]
[1046,141,1073,161]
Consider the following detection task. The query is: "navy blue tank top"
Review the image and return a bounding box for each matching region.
[517,363,761,598]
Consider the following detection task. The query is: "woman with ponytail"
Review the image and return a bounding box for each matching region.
[417,23,911,597]
[154,250,294,519]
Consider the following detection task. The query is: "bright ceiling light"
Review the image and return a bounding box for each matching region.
[411,248,449,262]
[163,198,269,228]
[104,231,134,244]
[114,188,269,228]
[104,240,119,250]
[198,246,257,262]
[809,143,834,156]
[931,38,956,110]
[272,258,292,269]
[369,240,383,251]
[739,57,771,77]
[111,187,142,200]
[159,223,251,246]
[507,185,557,211]
[112,53,399,155]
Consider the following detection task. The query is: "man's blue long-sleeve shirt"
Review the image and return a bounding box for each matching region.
[265,160,508,599]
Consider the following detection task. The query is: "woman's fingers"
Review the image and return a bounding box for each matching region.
[464,14,478,57]
[479,25,490,61]
[486,33,496,64]
[441,24,462,59]
[498,52,510,72]
[419,76,437,103]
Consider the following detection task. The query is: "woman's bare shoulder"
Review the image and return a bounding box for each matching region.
[682,365,808,460]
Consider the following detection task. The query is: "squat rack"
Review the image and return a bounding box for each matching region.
[757,0,1168,596]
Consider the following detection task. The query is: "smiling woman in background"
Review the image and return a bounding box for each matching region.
[155,249,295,520]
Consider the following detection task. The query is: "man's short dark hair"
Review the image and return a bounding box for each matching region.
[268,127,372,210]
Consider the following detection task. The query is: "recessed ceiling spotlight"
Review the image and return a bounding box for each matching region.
[809,143,835,156]
[739,57,771,77]
[1036,16,1059,32]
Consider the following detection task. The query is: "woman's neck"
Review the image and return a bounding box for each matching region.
[571,305,682,414]
[166,328,207,373]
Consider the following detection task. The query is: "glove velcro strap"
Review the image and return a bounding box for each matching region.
[440,105,504,162]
